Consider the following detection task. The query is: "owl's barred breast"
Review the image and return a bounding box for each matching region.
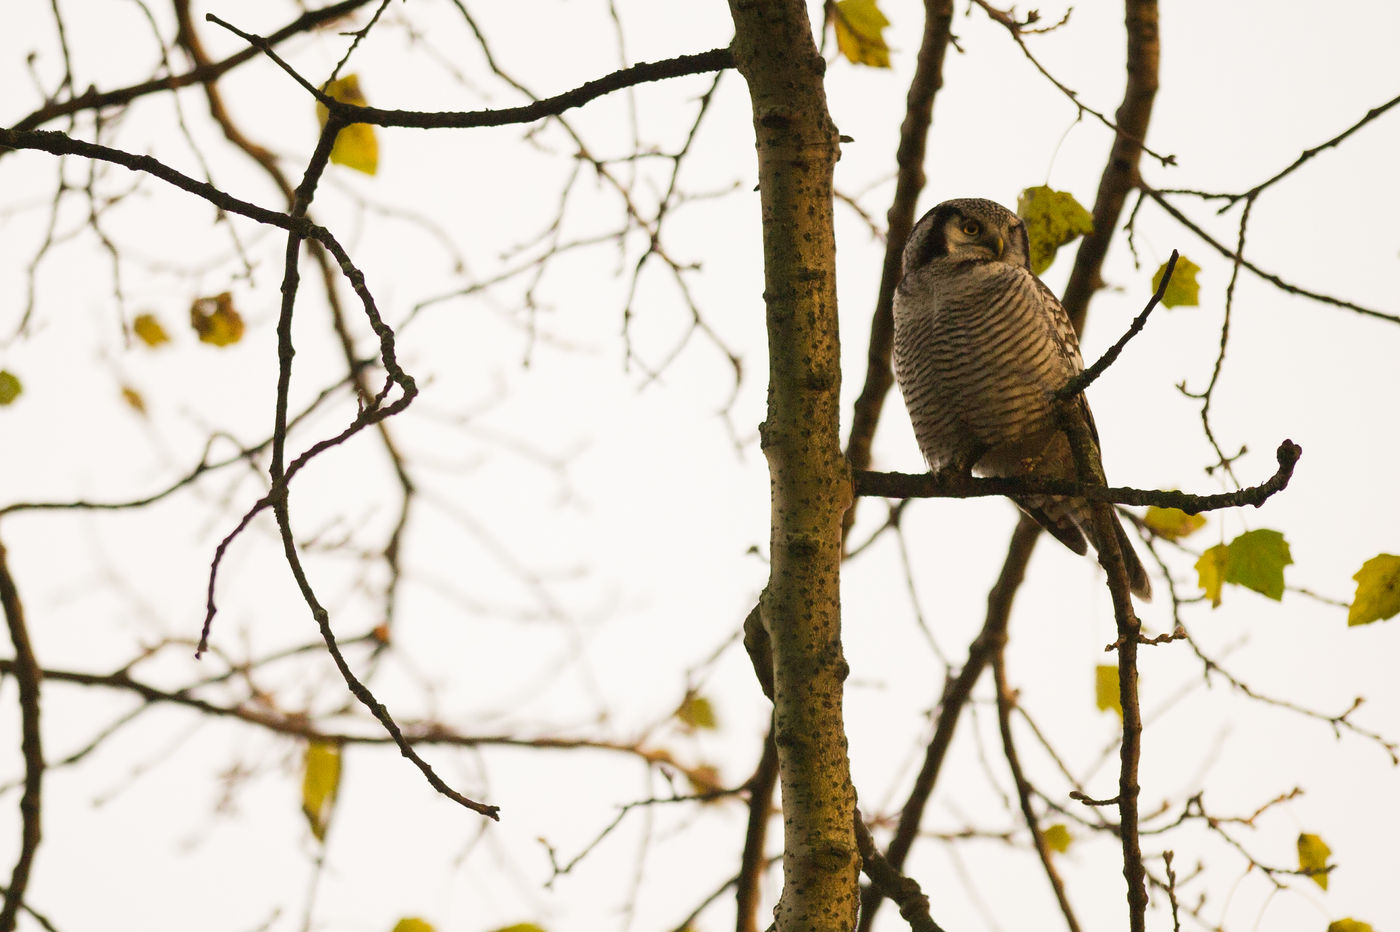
[894,262,1075,473]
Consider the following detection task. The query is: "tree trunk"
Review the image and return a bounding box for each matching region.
[725,1,857,928]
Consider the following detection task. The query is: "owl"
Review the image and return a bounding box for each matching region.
[892,197,1152,600]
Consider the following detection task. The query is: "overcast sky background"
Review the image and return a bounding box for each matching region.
[2,1,1399,931]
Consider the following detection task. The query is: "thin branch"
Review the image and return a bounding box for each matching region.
[0,538,43,932]
[854,438,1301,512]
[1204,92,1400,209]
[991,648,1081,932]
[1140,186,1400,325]
[841,0,955,541]
[735,720,778,932]
[857,516,1041,931]
[1061,405,1147,932]
[1058,0,1164,336]
[0,660,718,780]
[5,0,378,136]
[970,0,1175,168]
[206,13,733,130]
[854,814,946,932]
[1059,250,1177,399]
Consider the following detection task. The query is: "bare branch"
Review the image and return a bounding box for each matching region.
[205,13,733,130]
[6,0,378,135]
[0,538,43,932]
[1059,250,1177,399]
[854,439,1302,513]
[855,814,946,932]
[991,648,1082,932]
[842,0,955,540]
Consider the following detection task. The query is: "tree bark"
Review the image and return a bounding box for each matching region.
[725,1,857,928]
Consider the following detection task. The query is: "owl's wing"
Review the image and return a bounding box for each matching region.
[1030,274,1099,447]
[1031,275,1085,373]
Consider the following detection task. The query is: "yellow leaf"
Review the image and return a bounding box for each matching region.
[487,925,549,932]
[318,74,379,175]
[1297,832,1331,890]
[190,292,245,347]
[1016,186,1094,275]
[685,763,723,797]
[1043,823,1072,854]
[302,740,342,842]
[1095,664,1121,717]
[1152,255,1201,308]
[1144,505,1205,540]
[676,692,718,731]
[391,920,436,932]
[1196,544,1229,607]
[121,385,147,414]
[0,370,22,406]
[1347,554,1400,626]
[1329,920,1374,932]
[1225,529,1292,601]
[132,313,171,347]
[832,0,891,68]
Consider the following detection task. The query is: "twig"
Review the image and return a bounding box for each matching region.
[857,517,1040,931]
[1058,0,1164,336]
[841,0,956,542]
[205,13,733,131]
[970,0,1175,168]
[736,720,779,932]
[5,0,377,136]
[1059,250,1177,399]
[0,660,718,779]
[0,538,43,932]
[1140,186,1400,325]
[1060,405,1147,932]
[991,647,1082,932]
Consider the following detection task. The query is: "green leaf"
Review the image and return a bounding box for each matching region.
[1195,544,1229,608]
[1095,664,1121,717]
[1152,255,1201,308]
[1144,505,1205,540]
[1347,553,1400,626]
[1297,832,1331,890]
[1225,529,1292,601]
[392,921,436,932]
[317,74,380,175]
[301,740,342,842]
[831,0,891,68]
[0,370,22,406]
[132,313,171,348]
[1328,920,1374,932]
[1043,823,1072,854]
[676,692,718,731]
[1016,186,1093,275]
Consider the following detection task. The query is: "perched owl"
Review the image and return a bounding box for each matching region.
[892,197,1152,600]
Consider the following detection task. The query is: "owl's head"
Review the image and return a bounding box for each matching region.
[901,198,1031,274]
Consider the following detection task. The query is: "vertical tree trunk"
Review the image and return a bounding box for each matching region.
[724,2,857,928]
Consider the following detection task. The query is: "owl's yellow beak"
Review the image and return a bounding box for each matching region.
[994,235,1004,258]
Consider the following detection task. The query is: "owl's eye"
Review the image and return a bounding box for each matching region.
[960,219,981,236]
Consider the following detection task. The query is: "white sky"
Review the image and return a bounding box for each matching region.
[1,1,1399,931]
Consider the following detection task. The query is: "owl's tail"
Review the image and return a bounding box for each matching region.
[1014,496,1153,601]
[1106,513,1153,601]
